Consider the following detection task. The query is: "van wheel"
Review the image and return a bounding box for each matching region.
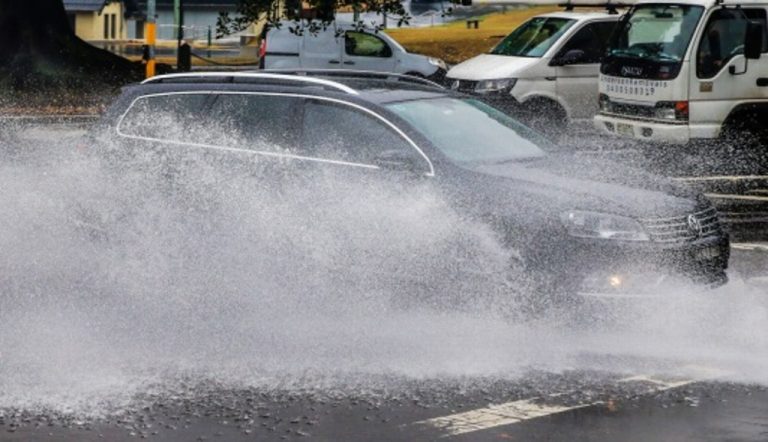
[521,98,567,142]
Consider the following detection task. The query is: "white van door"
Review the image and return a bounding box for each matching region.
[554,21,616,120]
[341,31,398,72]
[301,28,344,69]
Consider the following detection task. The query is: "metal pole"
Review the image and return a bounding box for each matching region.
[146,0,157,78]
[174,0,182,43]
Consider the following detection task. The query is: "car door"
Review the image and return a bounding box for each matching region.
[298,97,431,181]
[115,92,216,178]
[341,31,398,72]
[202,92,303,178]
[553,20,616,120]
[301,27,344,69]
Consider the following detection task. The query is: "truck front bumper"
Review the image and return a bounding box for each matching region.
[594,113,691,144]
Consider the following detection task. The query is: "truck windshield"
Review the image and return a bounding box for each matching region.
[490,17,575,57]
[386,98,549,164]
[608,4,703,63]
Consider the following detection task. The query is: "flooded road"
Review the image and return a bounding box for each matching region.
[1,120,766,441]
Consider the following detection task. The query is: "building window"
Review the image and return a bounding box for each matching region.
[104,14,109,39]
[111,14,116,39]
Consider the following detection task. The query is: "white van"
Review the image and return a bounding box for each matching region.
[446,10,619,134]
[259,22,448,81]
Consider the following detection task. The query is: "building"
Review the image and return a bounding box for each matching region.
[63,0,140,41]
[129,1,240,40]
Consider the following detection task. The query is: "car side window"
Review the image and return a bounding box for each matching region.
[556,21,614,64]
[301,100,420,166]
[208,94,300,152]
[345,32,392,58]
[697,8,767,78]
[119,93,209,141]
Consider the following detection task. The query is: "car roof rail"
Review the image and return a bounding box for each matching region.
[559,0,632,14]
[141,72,359,95]
[261,69,446,90]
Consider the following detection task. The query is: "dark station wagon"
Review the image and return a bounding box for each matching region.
[92,70,730,302]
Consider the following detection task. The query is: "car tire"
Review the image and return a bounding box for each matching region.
[520,98,568,142]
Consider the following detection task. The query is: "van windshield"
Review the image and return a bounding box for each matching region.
[490,17,575,57]
[386,98,549,164]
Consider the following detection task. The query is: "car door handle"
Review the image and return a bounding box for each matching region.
[328,60,340,64]
[758,78,768,87]
[343,61,355,65]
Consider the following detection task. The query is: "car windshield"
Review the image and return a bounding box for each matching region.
[609,4,704,62]
[490,17,575,57]
[386,97,549,164]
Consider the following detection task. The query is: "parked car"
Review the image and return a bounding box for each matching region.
[447,9,620,136]
[259,22,447,82]
[93,71,729,303]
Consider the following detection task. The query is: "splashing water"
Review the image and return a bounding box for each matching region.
[0,124,766,417]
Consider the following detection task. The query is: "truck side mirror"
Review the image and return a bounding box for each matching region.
[745,21,763,60]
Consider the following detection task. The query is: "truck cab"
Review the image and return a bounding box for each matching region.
[595,0,768,145]
[446,10,620,136]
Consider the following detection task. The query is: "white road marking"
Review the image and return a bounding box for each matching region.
[731,242,768,252]
[705,193,768,202]
[417,366,730,437]
[416,399,593,437]
[674,175,768,182]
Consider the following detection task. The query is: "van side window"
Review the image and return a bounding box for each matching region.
[556,21,616,64]
[208,94,299,151]
[301,100,418,166]
[697,8,767,78]
[119,94,209,141]
[345,32,392,58]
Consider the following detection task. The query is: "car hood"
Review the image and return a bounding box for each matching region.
[464,154,701,220]
[447,54,540,80]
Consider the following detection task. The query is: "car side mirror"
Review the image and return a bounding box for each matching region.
[745,21,763,60]
[374,150,420,173]
[551,49,586,66]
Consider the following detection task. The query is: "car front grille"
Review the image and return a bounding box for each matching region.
[640,206,722,243]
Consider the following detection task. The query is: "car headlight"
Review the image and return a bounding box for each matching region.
[474,78,517,94]
[428,57,447,70]
[561,210,649,241]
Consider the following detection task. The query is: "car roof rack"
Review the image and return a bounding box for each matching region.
[260,69,446,90]
[141,72,359,95]
[559,0,632,14]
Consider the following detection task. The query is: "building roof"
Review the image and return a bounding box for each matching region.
[62,0,108,12]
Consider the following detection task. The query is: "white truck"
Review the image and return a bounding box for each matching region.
[595,0,768,145]
[446,8,620,135]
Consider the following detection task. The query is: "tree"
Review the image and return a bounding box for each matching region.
[217,0,412,38]
[0,0,142,93]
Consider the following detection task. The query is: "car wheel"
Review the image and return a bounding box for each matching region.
[521,98,568,142]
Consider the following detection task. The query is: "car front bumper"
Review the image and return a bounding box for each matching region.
[541,232,730,297]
